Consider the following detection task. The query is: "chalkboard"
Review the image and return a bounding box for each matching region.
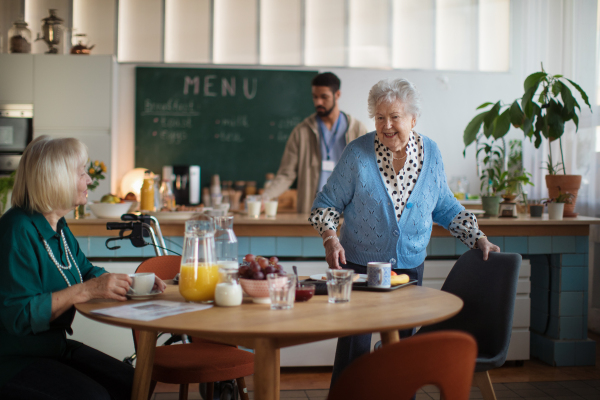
[135,67,318,189]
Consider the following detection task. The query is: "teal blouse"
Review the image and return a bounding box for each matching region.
[0,207,106,387]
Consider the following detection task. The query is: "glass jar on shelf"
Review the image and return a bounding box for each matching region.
[8,20,32,53]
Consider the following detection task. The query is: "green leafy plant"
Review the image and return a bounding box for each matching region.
[477,139,533,196]
[543,186,575,204]
[87,160,106,191]
[0,171,16,212]
[464,63,592,175]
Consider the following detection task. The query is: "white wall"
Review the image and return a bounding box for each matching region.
[113,66,523,198]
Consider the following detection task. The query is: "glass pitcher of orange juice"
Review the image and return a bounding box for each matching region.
[179,216,219,303]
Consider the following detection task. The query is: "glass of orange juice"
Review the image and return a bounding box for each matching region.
[179,217,219,303]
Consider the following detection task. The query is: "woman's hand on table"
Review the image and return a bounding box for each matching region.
[476,237,501,261]
[153,276,167,293]
[322,230,346,269]
[83,273,132,302]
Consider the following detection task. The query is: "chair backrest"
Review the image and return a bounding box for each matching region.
[135,255,181,279]
[327,331,477,400]
[418,249,521,369]
[132,255,181,349]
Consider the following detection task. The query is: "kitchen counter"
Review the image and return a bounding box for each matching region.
[66,213,600,237]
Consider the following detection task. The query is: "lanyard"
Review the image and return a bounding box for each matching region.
[319,114,343,161]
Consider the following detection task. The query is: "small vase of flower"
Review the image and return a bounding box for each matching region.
[75,160,106,219]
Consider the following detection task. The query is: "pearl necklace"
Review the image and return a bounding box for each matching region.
[42,231,82,287]
[392,152,407,161]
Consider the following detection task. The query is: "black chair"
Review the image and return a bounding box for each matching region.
[417,249,522,400]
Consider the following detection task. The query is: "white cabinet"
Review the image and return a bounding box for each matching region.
[0,54,34,104]
[33,55,114,130]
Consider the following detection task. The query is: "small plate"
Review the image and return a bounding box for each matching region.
[126,289,163,300]
[309,273,367,283]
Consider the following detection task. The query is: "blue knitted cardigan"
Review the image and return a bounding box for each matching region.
[312,132,464,269]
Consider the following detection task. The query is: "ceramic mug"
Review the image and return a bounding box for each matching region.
[129,272,155,295]
[367,262,391,288]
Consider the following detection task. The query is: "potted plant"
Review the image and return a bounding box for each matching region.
[0,172,15,215]
[528,200,544,217]
[543,187,575,221]
[477,141,504,217]
[476,139,533,217]
[463,63,592,217]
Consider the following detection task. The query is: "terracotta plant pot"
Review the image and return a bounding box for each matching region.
[545,175,581,217]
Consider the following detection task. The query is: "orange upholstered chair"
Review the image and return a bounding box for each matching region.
[134,255,254,400]
[327,331,477,400]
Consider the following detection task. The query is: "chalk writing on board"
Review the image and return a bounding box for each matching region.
[269,117,303,130]
[142,99,199,117]
[276,131,291,142]
[157,130,188,145]
[183,76,258,100]
[215,115,249,128]
[214,132,244,143]
[158,117,192,129]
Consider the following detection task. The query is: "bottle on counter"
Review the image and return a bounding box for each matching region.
[202,187,211,207]
[245,181,257,196]
[160,177,176,211]
[264,173,275,191]
[210,174,222,206]
[140,170,156,212]
[221,180,232,206]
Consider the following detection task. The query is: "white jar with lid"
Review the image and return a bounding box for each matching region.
[215,267,243,307]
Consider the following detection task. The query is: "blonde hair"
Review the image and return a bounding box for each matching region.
[367,78,421,120]
[12,136,88,213]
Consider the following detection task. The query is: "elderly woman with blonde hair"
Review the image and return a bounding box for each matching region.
[0,136,166,400]
[309,78,500,387]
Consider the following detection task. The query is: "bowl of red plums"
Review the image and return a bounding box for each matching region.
[239,254,286,304]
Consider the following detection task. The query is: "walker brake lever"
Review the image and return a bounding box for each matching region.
[105,222,148,250]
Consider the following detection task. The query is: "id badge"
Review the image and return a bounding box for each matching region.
[322,160,335,172]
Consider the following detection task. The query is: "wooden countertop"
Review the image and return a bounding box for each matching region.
[67,213,600,237]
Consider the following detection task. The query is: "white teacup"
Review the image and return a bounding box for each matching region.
[129,272,155,295]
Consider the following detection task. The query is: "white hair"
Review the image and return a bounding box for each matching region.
[367,78,421,120]
[12,136,88,213]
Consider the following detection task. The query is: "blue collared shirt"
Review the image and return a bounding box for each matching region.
[317,112,348,191]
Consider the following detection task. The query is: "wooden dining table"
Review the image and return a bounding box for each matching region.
[75,284,463,400]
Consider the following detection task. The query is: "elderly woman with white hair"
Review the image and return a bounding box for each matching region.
[309,78,500,386]
[0,136,166,400]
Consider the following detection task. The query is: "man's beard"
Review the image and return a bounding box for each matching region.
[315,100,336,117]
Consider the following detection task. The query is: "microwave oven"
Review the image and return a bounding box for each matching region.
[0,104,33,154]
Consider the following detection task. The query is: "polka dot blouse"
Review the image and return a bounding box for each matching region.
[309,131,486,249]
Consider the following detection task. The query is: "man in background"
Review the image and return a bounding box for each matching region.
[263,72,368,213]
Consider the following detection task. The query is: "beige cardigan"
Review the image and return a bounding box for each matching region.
[263,113,368,213]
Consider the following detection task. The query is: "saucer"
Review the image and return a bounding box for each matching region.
[126,289,162,300]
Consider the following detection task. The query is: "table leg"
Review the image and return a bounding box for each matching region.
[131,330,157,400]
[380,330,400,345]
[253,338,280,400]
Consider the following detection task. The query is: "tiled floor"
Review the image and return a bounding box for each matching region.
[153,381,600,400]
